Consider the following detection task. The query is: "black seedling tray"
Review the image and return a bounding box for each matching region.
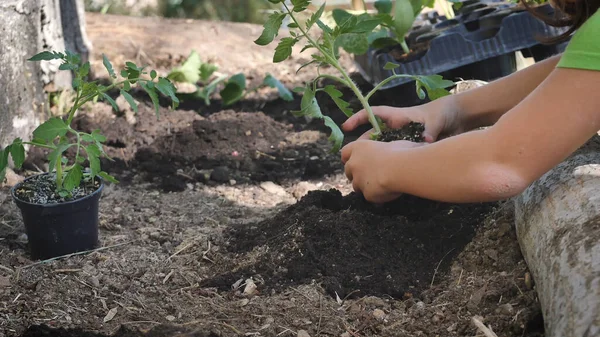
[354,3,569,89]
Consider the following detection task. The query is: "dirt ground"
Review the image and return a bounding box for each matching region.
[0,13,543,337]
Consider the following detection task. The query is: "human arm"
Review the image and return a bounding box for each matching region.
[341,66,600,203]
[342,53,562,141]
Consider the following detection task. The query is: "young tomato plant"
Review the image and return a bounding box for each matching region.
[167,50,293,106]
[0,50,179,198]
[256,0,453,152]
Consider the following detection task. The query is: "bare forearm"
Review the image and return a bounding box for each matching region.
[452,54,562,129]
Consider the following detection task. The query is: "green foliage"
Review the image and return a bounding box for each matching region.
[254,0,455,152]
[167,50,293,106]
[0,50,180,196]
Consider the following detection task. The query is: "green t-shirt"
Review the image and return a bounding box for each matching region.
[556,9,600,71]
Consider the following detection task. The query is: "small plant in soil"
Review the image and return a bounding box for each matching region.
[167,50,294,106]
[256,0,454,151]
[0,50,179,202]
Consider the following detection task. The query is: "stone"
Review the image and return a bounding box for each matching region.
[260,181,288,196]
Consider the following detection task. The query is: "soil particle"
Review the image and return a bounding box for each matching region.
[13,174,101,204]
[377,122,426,143]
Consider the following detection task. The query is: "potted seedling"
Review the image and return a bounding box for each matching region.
[0,51,179,260]
[256,0,454,151]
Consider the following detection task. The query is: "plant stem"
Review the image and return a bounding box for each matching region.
[400,40,410,54]
[283,4,382,135]
[22,142,55,150]
[56,156,64,188]
[365,74,415,100]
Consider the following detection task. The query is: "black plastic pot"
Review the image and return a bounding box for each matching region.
[11,173,104,260]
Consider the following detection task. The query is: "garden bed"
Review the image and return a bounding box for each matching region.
[0,13,543,337]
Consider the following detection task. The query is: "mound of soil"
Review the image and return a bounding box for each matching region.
[206,189,497,299]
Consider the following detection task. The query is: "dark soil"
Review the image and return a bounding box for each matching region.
[21,325,217,337]
[377,122,426,143]
[13,174,100,204]
[205,189,497,299]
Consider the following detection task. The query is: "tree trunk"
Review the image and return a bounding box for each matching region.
[514,136,600,337]
[0,0,91,148]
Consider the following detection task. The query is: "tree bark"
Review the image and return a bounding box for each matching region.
[0,0,91,148]
[514,136,600,337]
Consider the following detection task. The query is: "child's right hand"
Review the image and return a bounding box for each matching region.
[341,97,465,143]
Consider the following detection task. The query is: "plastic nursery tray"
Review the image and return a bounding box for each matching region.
[354,4,570,89]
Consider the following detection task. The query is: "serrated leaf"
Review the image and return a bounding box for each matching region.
[120,70,128,78]
[306,3,326,30]
[0,168,6,184]
[263,74,293,101]
[273,37,298,63]
[291,0,310,12]
[86,144,102,176]
[155,78,180,109]
[59,63,77,71]
[123,81,131,91]
[78,62,90,78]
[167,50,201,83]
[414,75,454,100]
[323,85,352,117]
[200,63,218,82]
[300,44,315,53]
[32,118,68,141]
[332,9,353,26]
[384,62,400,70]
[63,164,83,191]
[28,51,64,61]
[10,138,25,169]
[371,36,399,49]
[323,116,344,153]
[101,93,119,112]
[92,130,107,143]
[125,62,141,81]
[336,33,369,55]
[351,19,382,33]
[220,73,246,106]
[140,82,160,118]
[316,20,334,34]
[255,13,287,46]
[99,172,119,184]
[120,90,138,113]
[150,70,157,79]
[375,0,393,14]
[292,86,322,118]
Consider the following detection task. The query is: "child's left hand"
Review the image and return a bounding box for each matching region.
[341,140,425,203]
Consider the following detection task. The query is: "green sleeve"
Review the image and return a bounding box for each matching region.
[557,9,600,71]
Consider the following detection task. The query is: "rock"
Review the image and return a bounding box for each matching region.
[210,166,230,183]
[291,181,319,199]
[362,296,387,308]
[414,301,426,311]
[166,315,176,321]
[243,278,258,297]
[89,276,100,288]
[260,181,288,196]
[0,276,10,288]
[496,222,512,238]
[373,309,386,320]
[497,303,514,315]
[297,330,311,337]
[1,168,24,187]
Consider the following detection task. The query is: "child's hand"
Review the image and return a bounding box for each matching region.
[341,140,425,203]
[341,98,465,143]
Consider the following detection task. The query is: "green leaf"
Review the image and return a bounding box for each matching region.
[156,77,180,109]
[332,9,353,26]
[255,13,287,46]
[48,142,70,173]
[263,74,293,101]
[383,62,400,70]
[394,0,416,39]
[120,90,138,113]
[323,85,353,117]
[273,37,298,63]
[323,116,344,153]
[351,19,382,33]
[197,75,228,106]
[371,36,399,49]
[101,93,119,112]
[141,82,161,117]
[316,20,334,34]
[125,62,141,81]
[200,63,218,82]
[63,164,83,191]
[375,0,393,14]
[0,169,6,184]
[59,63,77,71]
[306,3,326,30]
[10,138,25,169]
[414,75,454,100]
[291,0,310,12]
[288,22,299,28]
[123,81,131,91]
[220,73,246,106]
[32,118,68,141]
[167,50,202,83]
[0,147,9,172]
[86,144,102,176]
[120,70,128,78]
[336,33,369,55]
[151,70,157,79]
[78,62,90,78]
[99,172,119,184]
[28,51,64,61]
